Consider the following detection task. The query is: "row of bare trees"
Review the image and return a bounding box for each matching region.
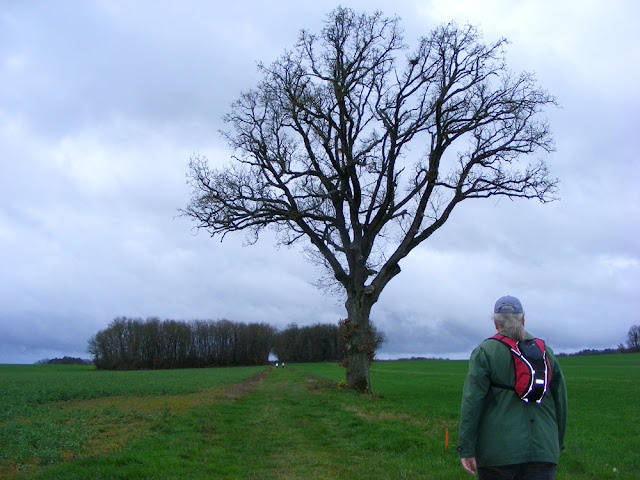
[273,323,342,363]
[272,322,387,364]
[88,317,386,370]
[87,317,276,370]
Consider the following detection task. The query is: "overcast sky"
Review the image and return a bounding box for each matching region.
[1,0,638,364]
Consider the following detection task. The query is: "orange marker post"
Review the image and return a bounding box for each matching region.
[446,428,449,452]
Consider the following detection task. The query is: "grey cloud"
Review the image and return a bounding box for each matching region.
[1,1,638,364]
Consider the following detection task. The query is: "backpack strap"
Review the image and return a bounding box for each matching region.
[489,333,518,348]
[487,334,520,391]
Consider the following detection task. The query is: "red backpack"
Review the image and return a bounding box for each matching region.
[489,334,551,404]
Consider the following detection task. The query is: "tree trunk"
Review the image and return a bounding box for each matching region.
[343,295,374,393]
[346,347,371,392]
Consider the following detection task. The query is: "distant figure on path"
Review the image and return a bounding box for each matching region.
[275,361,279,368]
[457,295,568,479]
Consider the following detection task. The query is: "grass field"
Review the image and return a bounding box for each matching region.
[0,354,638,479]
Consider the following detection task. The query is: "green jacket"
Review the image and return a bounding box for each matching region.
[457,332,568,467]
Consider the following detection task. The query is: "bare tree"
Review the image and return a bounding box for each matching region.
[183,8,558,391]
[628,325,640,351]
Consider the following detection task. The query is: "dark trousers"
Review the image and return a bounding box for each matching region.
[478,462,556,480]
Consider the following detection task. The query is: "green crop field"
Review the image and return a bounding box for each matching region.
[0,354,638,479]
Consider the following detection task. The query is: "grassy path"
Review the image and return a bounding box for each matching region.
[27,366,457,479]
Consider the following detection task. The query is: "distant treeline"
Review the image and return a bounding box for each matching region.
[382,356,451,362]
[557,345,640,357]
[88,317,276,370]
[88,317,374,370]
[35,356,92,365]
[272,323,342,364]
[268,321,383,365]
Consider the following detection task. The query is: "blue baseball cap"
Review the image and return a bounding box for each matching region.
[494,295,524,314]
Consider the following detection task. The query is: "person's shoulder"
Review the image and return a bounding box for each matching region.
[471,337,502,359]
[478,335,504,350]
[471,337,492,352]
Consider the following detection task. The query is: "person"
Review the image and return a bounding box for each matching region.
[457,295,568,479]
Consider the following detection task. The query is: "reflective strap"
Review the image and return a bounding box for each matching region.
[516,351,536,400]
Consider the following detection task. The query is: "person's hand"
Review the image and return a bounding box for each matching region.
[460,457,477,476]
